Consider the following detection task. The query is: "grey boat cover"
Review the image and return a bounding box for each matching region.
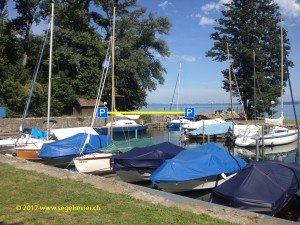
[112,142,185,171]
[210,160,300,216]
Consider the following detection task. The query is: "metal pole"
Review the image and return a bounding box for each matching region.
[280,17,284,118]
[261,126,264,161]
[253,50,256,125]
[202,121,205,143]
[226,43,233,122]
[256,139,259,161]
[110,7,116,140]
[47,2,54,140]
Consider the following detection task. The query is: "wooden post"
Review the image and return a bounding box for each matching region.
[261,126,264,161]
[256,139,259,161]
[202,121,205,143]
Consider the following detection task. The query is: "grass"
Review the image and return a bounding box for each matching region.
[0,162,237,225]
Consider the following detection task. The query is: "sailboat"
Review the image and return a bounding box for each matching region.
[113,142,186,183]
[14,3,100,160]
[185,43,236,141]
[166,64,191,129]
[210,160,300,216]
[181,118,226,132]
[14,3,56,160]
[73,7,147,174]
[97,118,148,135]
[235,19,298,147]
[38,133,111,168]
[94,8,147,136]
[150,143,247,192]
[0,128,48,150]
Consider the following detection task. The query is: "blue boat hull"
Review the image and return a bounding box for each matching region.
[167,122,182,128]
[95,125,148,135]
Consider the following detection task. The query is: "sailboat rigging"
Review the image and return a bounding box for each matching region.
[14,2,56,160]
[166,64,190,129]
[0,18,51,150]
[46,2,54,140]
[94,7,148,136]
[110,7,116,139]
[235,18,298,147]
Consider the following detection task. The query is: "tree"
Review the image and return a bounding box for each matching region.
[90,0,171,110]
[115,10,170,110]
[12,0,42,66]
[1,0,171,116]
[206,0,292,119]
[39,0,171,113]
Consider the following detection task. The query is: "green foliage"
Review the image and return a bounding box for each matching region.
[92,2,171,111]
[206,0,292,119]
[139,114,152,123]
[1,0,171,117]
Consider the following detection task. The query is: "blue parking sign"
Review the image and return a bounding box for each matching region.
[97,107,108,118]
[184,107,195,118]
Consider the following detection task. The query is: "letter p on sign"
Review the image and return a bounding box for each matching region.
[97,107,108,118]
[184,107,195,119]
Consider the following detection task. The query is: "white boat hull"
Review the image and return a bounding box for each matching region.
[51,127,99,140]
[116,170,153,183]
[73,153,112,174]
[167,119,191,128]
[156,174,236,193]
[182,118,225,131]
[0,136,47,148]
[15,141,53,160]
[235,129,298,147]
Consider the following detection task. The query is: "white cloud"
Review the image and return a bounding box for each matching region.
[196,0,231,26]
[199,16,216,26]
[275,0,300,18]
[200,0,300,19]
[158,1,173,10]
[202,3,217,12]
[192,13,202,18]
[201,0,231,14]
[180,55,196,62]
[164,54,196,63]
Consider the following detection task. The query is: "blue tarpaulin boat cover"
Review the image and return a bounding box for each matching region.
[186,122,235,136]
[210,160,300,216]
[112,142,185,171]
[150,142,247,185]
[38,133,111,158]
[24,128,47,139]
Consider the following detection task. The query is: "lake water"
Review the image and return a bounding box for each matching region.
[114,127,300,165]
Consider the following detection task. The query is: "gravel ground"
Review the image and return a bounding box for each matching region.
[0,154,298,225]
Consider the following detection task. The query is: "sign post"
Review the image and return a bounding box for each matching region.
[97,107,108,118]
[184,107,195,119]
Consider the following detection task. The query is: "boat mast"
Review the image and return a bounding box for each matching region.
[226,43,233,121]
[176,63,181,114]
[253,50,256,125]
[110,7,116,139]
[47,2,54,140]
[280,17,284,118]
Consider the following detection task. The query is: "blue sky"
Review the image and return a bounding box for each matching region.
[6,0,300,104]
[137,0,300,104]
